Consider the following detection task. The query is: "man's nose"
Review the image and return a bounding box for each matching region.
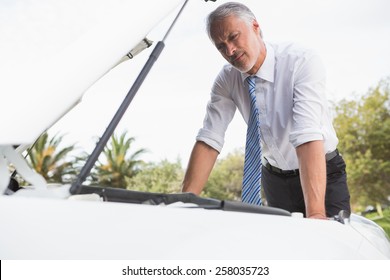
[225,42,236,57]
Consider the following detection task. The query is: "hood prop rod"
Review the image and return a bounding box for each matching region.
[70,0,190,194]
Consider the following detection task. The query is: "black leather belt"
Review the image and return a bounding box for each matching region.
[264,149,339,176]
[325,149,339,161]
[264,162,299,176]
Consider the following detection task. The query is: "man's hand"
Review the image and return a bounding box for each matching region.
[308,213,327,220]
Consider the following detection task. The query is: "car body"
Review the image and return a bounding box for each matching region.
[1,0,389,260]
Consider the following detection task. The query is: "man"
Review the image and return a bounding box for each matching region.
[181,2,350,219]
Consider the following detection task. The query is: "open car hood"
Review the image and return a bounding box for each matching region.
[0,0,184,146]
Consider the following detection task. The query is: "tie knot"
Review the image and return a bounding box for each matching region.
[246,75,255,83]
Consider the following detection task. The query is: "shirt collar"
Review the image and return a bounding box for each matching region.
[241,42,275,83]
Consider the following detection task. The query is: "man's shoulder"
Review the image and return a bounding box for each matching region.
[271,41,315,55]
[211,64,244,95]
[270,42,320,65]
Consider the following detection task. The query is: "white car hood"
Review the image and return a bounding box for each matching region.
[0,0,184,146]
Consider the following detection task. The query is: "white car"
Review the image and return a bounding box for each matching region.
[0,0,389,260]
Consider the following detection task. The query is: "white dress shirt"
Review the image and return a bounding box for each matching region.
[196,42,338,170]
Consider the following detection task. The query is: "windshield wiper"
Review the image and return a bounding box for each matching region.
[77,185,292,216]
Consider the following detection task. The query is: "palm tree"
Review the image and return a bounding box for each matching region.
[27,132,78,183]
[91,131,147,188]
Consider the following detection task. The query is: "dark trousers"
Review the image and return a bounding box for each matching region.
[262,154,351,217]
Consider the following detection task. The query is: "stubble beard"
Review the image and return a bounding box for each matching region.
[232,55,256,74]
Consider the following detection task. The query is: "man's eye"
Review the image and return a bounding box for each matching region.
[216,44,225,51]
[231,34,239,40]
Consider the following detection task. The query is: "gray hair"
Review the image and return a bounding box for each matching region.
[206,2,263,38]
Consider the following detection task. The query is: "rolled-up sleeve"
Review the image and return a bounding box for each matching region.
[196,69,237,152]
[289,52,327,147]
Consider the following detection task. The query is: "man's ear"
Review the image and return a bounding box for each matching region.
[252,19,260,32]
[252,19,263,38]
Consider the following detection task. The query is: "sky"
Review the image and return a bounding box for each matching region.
[2,0,390,167]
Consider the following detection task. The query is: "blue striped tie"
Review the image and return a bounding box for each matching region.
[242,76,262,205]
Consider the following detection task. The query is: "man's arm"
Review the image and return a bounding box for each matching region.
[296,140,326,219]
[181,141,219,195]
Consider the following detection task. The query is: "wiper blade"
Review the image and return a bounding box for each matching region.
[77,185,292,216]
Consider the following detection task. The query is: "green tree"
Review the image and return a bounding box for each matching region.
[127,159,183,193]
[203,149,244,201]
[91,131,147,188]
[333,78,390,210]
[27,132,78,183]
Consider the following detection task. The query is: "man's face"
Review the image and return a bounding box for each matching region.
[210,15,264,75]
